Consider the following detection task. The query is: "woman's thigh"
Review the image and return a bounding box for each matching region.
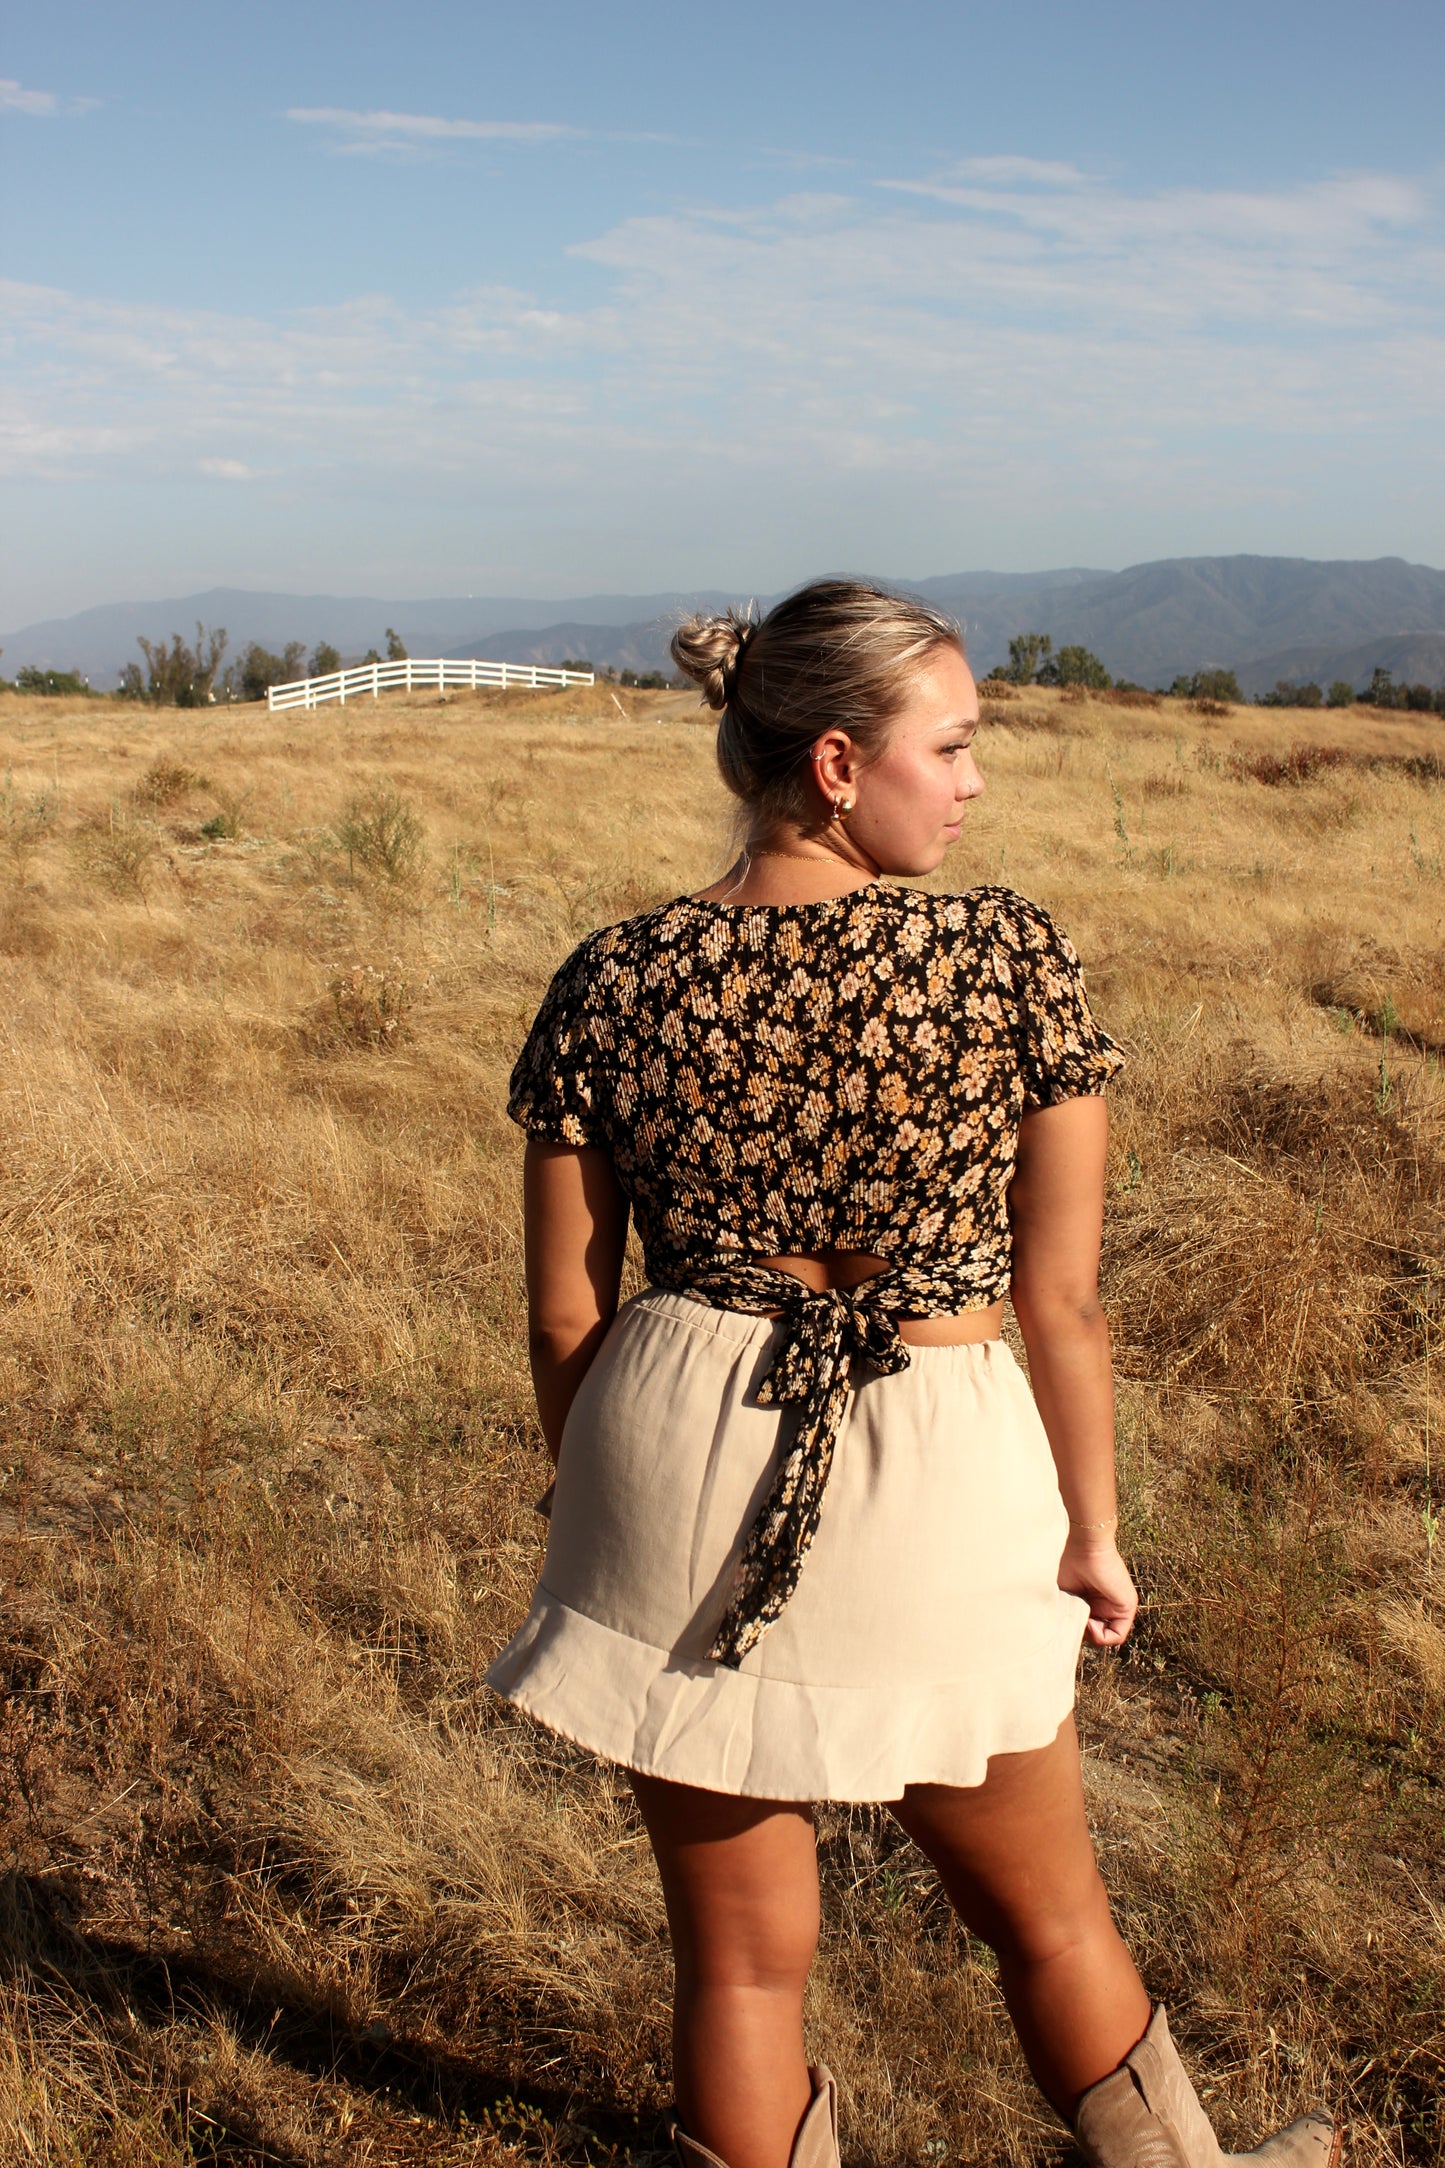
[628,1772,821,1985]
[889,1717,1110,1959]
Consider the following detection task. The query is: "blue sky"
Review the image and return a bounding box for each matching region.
[3,0,1443,624]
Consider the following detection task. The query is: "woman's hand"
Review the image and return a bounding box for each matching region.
[1058,1532,1138,1649]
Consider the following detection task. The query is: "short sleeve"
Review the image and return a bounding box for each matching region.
[506,938,610,1147]
[999,896,1126,1108]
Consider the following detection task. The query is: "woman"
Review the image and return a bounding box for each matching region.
[486,582,1338,2168]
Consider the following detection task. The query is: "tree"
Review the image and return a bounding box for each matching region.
[384,627,408,662]
[1045,644,1111,690]
[1326,680,1357,708]
[1259,680,1322,708]
[1169,668,1241,703]
[310,642,342,678]
[16,666,87,696]
[230,640,306,703]
[1006,632,1052,685]
[122,622,228,705]
[1367,668,1397,709]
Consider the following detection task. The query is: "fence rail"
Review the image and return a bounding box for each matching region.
[266,657,595,712]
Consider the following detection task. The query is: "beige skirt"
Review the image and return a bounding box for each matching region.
[485,1289,1089,1801]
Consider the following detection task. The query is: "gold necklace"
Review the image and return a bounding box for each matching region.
[745,848,834,865]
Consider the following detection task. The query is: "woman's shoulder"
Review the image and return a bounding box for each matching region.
[910,883,1066,945]
[538,896,702,1004]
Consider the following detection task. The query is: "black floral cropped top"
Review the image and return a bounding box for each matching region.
[508,883,1124,1666]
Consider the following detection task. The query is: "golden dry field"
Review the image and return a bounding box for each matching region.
[1,678,1442,2166]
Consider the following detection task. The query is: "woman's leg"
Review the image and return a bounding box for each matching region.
[629,1771,820,2168]
[890,1716,1150,2120]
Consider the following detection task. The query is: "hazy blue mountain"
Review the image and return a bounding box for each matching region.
[6,556,1445,691]
[448,619,693,676]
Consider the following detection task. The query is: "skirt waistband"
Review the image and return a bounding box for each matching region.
[627,1286,1009,1363]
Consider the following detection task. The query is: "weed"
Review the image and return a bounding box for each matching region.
[198,785,251,841]
[1408,822,1441,880]
[1024,740,1072,779]
[1106,762,1133,859]
[326,957,416,1048]
[0,767,58,874]
[80,803,160,899]
[334,784,426,884]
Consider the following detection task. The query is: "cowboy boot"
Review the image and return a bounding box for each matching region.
[670,2065,839,2168]
[1074,2007,1340,2168]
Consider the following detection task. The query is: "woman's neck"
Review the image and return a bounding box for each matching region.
[691,835,880,907]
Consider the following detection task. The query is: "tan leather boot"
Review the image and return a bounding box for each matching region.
[670,2065,839,2168]
[1074,2007,1340,2168]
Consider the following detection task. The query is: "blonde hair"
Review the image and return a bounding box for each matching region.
[671,579,964,830]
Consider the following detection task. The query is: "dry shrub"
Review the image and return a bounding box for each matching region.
[136,760,208,807]
[76,806,161,898]
[977,677,1016,700]
[1110,688,1163,711]
[334,784,426,884]
[1189,696,1231,718]
[983,702,1065,734]
[1229,744,1349,787]
[1142,772,1189,798]
[1024,739,1073,779]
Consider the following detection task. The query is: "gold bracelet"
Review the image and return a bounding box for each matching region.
[1069,1515,1119,1532]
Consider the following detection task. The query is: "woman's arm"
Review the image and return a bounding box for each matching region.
[1007,1096,1137,1649]
[524,1140,630,1464]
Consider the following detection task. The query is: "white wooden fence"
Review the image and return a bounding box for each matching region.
[266,657,595,712]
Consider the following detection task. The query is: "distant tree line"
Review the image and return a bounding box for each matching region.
[562,658,675,689]
[100,623,404,704]
[986,633,1445,712]
[5,623,1443,713]
[1255,667,1444,714]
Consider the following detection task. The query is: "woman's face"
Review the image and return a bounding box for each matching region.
[820,643,984,877]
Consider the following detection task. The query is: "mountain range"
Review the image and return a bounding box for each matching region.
[6,556,1445,695]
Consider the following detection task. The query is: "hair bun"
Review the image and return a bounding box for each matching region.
[670,607,756,712]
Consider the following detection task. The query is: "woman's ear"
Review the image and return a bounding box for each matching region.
[808,730,858,803]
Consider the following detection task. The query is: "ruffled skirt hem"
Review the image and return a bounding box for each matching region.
[485,1586,1086,1802]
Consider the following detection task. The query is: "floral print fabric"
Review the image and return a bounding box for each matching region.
[508,883,1124,1666]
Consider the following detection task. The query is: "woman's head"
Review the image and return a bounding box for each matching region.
[670,577,982,876]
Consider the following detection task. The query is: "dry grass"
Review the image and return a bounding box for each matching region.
[0,680,1441,2164]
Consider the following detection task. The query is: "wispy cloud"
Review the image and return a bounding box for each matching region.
[0,76,97,118]
[286,106,581,149]
[4,158,1442,579]
[940,155,1091,188]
